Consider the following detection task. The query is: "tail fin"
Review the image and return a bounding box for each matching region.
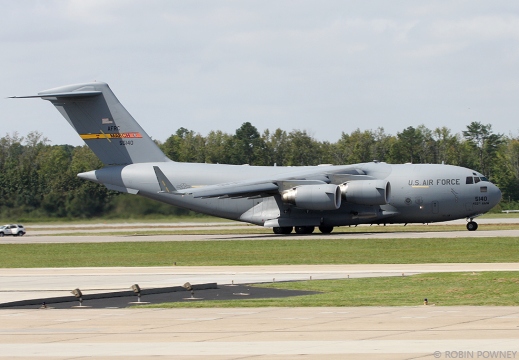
[15,82,169,165]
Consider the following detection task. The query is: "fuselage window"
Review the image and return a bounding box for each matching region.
[466,176,473,184]
[474,177,481,183]
[480,176,488,182]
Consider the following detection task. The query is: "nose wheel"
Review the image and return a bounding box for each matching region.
[466,220,478,231]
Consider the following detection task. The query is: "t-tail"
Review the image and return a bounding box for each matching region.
[11,82,169,165]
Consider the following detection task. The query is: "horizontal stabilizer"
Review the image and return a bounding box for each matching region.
[9,91,102,99]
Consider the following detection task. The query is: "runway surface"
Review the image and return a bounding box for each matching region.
[1,219,518,358]
[4,217,519,243]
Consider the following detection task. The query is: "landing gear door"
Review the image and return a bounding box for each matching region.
[432,201,439,214]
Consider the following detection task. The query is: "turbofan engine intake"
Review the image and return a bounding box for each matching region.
[339,180,391,205]
[281,184,342,211]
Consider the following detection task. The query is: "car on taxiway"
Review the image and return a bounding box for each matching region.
[0,224,26,237]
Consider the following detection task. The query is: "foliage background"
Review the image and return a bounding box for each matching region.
[1,121,515,221]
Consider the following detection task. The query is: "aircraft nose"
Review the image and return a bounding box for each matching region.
[488,182,502,208]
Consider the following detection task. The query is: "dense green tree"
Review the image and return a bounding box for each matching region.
[263,128,289,166]
[391,126,424,163]
[492,138,519,202]
[335,129,377,164]
[371,128,393,163]
[286,130,322,166]
[229,122,266,165]
[431,127,460,165]
[162,127,205,163]
[462,122,504,178]
[204,130,233,164]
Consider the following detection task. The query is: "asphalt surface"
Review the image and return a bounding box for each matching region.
[3,284,318,310]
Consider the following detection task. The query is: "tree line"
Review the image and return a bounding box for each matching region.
[1,121,517,221]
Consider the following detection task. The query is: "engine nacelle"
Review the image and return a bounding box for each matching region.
[340,180,391,205]
[281,184,342,210]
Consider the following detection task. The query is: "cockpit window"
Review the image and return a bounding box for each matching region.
[466,176,489,184]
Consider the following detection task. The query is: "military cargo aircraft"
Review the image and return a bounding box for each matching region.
[11,82,501,234]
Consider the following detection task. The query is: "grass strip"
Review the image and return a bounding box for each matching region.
[1,237,518,268]
[144,271,519,307]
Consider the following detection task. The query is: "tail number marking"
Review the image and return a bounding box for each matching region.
[474,196,489,205]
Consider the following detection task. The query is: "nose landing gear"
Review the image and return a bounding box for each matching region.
[466,219,478,231]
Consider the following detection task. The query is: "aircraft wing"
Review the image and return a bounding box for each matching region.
[154,165,280,198]
[154,165,375,199]
[179,182,280,199]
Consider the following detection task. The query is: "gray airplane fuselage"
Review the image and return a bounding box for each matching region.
[79,160,500,228]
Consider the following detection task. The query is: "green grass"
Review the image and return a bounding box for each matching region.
[1,237,519,268]
[144,271,519,307]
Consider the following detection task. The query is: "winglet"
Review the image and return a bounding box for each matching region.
[153,166,179,194]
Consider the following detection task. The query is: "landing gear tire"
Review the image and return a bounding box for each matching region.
[318,225,334,234]
[467,221,478,231]
[273,226,293,235]
[295,226,315,234]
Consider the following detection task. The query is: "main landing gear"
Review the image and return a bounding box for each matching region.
[466,218,478,231]
[272,225,334,235]
[272,226,293,235]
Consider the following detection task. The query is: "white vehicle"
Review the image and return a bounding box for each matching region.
[0,224,26,237]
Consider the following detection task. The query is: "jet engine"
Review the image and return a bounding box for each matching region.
[281,184,342,210]
[339,180,390,205]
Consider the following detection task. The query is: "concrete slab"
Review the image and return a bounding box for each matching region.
[0,307,518,358]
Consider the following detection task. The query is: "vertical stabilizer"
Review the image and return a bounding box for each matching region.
[33,82,169,165]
